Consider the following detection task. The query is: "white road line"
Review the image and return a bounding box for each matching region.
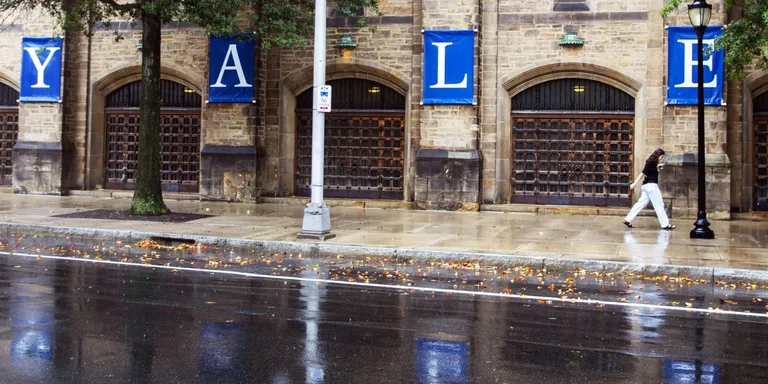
[3,251,768,319]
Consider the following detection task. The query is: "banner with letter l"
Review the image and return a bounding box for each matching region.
[20,37,63,102]
[423,30,475,105]
[208,36,255,103]
[666,25,725,106]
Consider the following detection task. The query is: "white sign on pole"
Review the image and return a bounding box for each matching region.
[317,85,332,112]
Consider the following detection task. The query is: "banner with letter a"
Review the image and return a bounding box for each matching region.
[423,30,475,105]
[667,26,724,106]
[208,36,255,103]
[20,37,63,102]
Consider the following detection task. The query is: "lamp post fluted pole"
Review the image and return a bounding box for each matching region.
[689,2,715,239]
[298,0,335,240]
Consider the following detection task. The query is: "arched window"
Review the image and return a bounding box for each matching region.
[754,90,768,209]
[511,78,634,206]
[106,80,201,108]
[296,78,405,111]
[512,78,634,113]
[104,79,201,192]
[0,82,18,185]
[295,78,406,199]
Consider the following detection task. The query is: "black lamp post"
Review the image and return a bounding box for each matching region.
[688,0,715,239]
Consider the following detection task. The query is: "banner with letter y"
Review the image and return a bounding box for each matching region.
[20,37,63,102]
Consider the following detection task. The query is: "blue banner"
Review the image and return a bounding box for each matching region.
[423,30,474,105]
[208,36,255,103]
[664,360,720,383]
[667,26,724,106]
[20,37,63,102]
[415,338,469,382]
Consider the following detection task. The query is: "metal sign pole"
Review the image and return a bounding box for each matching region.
[298,0,334,240]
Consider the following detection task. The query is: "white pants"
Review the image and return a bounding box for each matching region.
[624,183,670,228]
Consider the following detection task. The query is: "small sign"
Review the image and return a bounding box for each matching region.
[317,85,332,112]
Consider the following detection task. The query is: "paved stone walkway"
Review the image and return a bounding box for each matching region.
[0,193,766,271]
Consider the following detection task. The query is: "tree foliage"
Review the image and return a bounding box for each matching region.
[2,0,381,47]
[662,0,768,79]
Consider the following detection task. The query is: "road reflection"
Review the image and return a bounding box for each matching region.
[0,256,764,383]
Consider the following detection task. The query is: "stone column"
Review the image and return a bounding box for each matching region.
[479,0,501,204]
[414,0,482,211]
[658,7,731,219]
[61,31,89,191]
[13,20,64,195]
[199,45,260,203]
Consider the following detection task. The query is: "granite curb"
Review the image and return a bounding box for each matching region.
[1,222,766,285]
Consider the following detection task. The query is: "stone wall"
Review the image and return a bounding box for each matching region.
[1,0,765,216]
[7,9,65,195]
[263,1,416,199]
[84,23,209,193]
[659,0,731,217]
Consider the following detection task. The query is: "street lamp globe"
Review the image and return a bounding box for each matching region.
[688,0,712,29]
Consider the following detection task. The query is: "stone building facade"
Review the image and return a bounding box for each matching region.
[0,0,766,219]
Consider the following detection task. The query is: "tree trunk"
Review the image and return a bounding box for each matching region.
[131,10,169,215]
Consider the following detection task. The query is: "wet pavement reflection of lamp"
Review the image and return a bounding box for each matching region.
[688,0,715,239]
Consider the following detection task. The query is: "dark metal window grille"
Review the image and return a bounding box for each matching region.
[512,79,635,113]
[106,79,201,108]
[105,111,201,192]
[296,78,405,111]
[295,78,405,200]
[0,82,18,106]
[756,117,768,210]
[511,115,634,206]
[554,0,589,11]
[0,83,18,185]
[295,112,405,199]
[755,91,768,115]
[105,79,201,192]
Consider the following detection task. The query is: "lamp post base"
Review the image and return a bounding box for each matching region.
[690,215,715,239]
[298,203,335,240]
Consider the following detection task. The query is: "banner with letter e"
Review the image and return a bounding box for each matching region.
[423,30,475,105]
[208,35,255,103]
[667,26,724,106]
[20,37,63,102]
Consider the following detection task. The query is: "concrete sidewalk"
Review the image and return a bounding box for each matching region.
[0,192,766,273]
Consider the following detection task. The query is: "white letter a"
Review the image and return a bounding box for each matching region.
[211,44,252,88]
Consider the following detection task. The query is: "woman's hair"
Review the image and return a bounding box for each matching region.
[647,148,665,163]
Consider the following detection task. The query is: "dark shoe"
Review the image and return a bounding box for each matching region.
[622,220,633,228]
[662,224,676,230]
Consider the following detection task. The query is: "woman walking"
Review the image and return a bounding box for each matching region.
[622,149,675,230]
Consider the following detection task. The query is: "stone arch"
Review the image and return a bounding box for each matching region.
[0,69,20,91]
[492,62,645,205]
[87,65,205,189]
[502,62,642,98]
[92,64,204,96]
[277,59,412,200]
[746,70,768,96]
[283,58,410,96]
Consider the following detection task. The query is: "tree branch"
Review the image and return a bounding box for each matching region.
[97,0,140,12]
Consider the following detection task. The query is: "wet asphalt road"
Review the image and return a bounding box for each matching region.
[0,251,767,384]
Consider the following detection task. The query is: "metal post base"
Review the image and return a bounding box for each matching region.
[298,204,335,240]
[690,216,715,239]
